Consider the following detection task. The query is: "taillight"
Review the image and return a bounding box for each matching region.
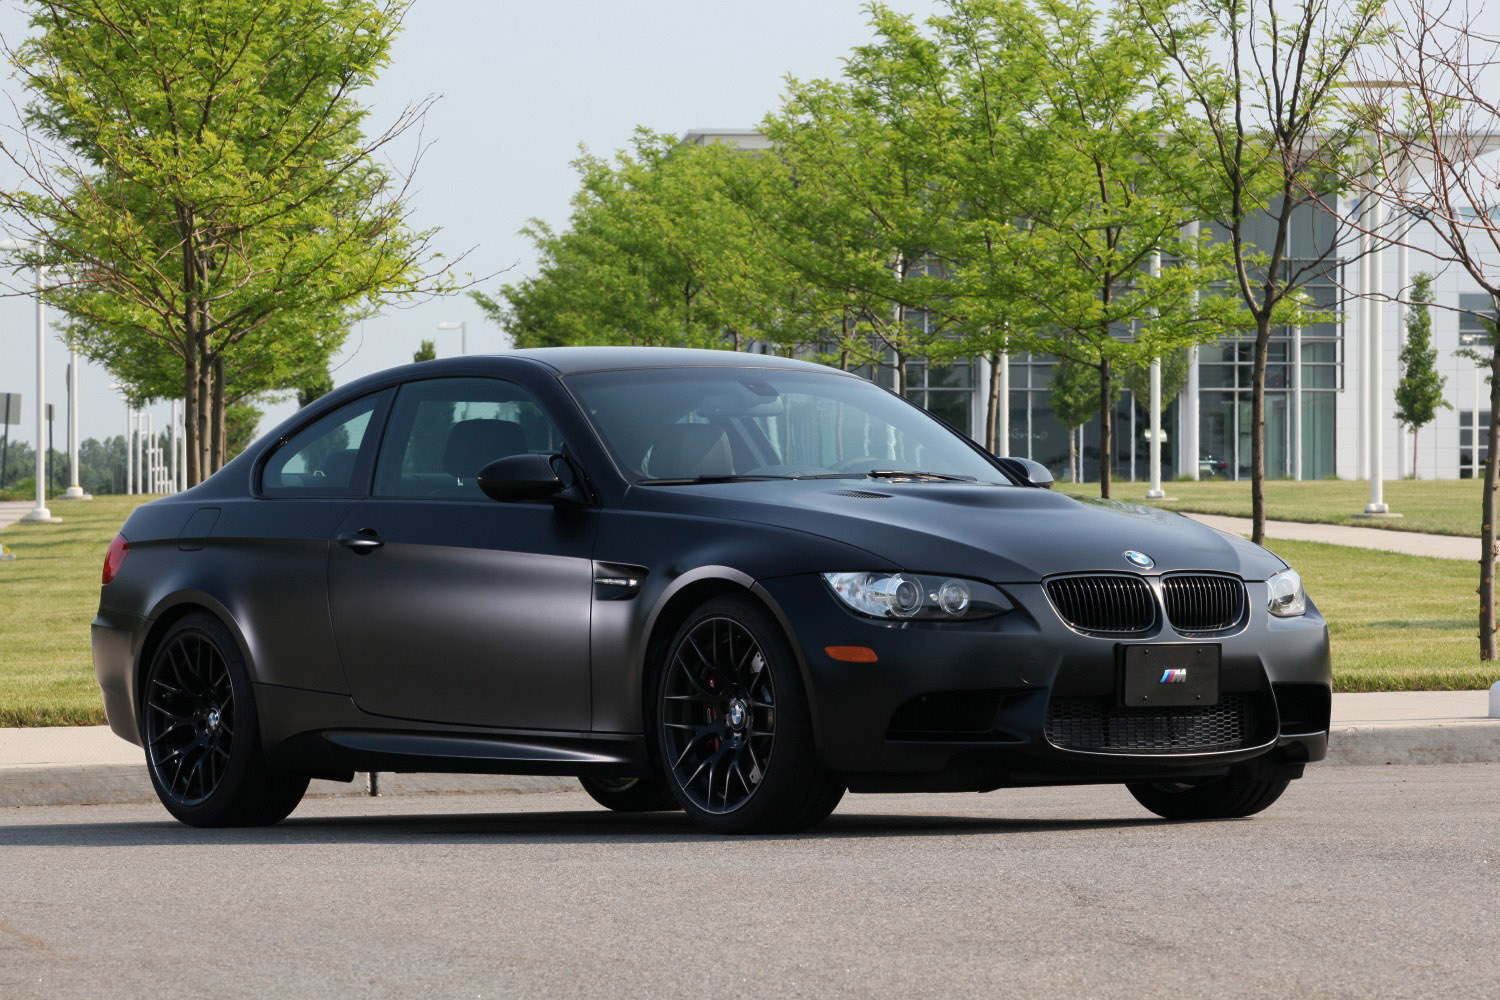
[102,534,129,585]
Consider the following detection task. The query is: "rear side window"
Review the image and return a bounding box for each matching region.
[374,378,567,499]
[261,391,391,497]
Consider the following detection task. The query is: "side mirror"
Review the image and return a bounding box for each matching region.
[996,456,1054,489]
[476,453,580,503]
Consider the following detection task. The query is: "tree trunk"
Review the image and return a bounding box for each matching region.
[1069,425,1078,483]
[1098,357,1113,498]
[211,354,226,473]
[894,349,908,397]
[183,350,201,487]
[986,351,1001,453]
[196,345,212,481]
[1412,429,1419,481]
[1251,314,1273,545]
[1481,326,1500,661]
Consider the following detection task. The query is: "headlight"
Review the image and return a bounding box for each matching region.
[821,572,1013,621]
[1267,567,1306,617]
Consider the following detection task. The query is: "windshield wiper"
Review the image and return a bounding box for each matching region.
[637,474,795,486]
[866,470,977,482]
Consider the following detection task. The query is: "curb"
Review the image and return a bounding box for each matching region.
[1324,720,1500,766]
[3,722,1497,809]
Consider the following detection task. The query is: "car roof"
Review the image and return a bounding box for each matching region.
[501,347,838,375]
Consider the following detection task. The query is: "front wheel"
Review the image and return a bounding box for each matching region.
[142,613,308,827]
[654,595,844,834]
[1127,771,1290,821]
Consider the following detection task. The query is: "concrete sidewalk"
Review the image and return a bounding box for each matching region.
[0,500,36,533]
[2,691,1495,809]
[1183,512,1479,560]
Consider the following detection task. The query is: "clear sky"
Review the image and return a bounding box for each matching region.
[0,0,939,453]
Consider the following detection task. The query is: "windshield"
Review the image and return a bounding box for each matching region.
[564,366,1010,485]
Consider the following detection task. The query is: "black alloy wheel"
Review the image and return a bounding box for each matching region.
[660,616,777,815]
[655,595,845,834]
[142,613,309,827]
[145,630,236,806]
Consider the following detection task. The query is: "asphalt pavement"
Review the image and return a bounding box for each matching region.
[1,764,1495,999]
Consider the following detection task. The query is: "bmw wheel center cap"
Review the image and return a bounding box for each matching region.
[1123,550,1155,570]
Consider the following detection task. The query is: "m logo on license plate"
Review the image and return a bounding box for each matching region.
[1160,668,1189,684]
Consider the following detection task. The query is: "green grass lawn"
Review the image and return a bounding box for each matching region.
[1059,478,1484,537]
[0,495,1496,727]
[0,495,147,726]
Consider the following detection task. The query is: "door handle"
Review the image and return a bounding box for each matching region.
[335,528,384,554]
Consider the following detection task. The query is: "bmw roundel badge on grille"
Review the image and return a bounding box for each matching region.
[1123,549,1154,569]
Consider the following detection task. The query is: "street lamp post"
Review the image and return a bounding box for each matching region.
[64,346,91,499]
[0,238,62,524]
[437,321,467,356]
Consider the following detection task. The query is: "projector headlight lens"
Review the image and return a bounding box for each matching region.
[821,573,1011,621]
[1267,567,1306,617]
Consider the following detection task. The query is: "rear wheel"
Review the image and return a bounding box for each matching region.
[142,613,308,827]
[1127,770,1290,821]
[578,774,680,812]
[654,595,844,834]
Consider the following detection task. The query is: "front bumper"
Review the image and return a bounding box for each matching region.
[91,606,147,746]
[758,575,1331,791]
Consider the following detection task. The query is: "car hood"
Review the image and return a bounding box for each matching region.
[627,480,1287,582]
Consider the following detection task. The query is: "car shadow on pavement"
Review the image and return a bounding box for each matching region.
[0,806,1169,847]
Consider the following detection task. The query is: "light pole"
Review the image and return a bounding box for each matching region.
[0,239,61,524]
[437,321,467,356]
[64,343,91,499]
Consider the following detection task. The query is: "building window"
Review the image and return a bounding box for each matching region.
[1460,411,1491,479]
[1459,293,1495,347]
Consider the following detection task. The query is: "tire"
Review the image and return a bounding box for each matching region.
[578,774,681,812]
[140,613,309,827]
[653,594,845,834]
[1126,770,1291,821]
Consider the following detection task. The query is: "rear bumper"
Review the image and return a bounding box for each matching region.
[92,607,147,747]
[758,575,1332,791]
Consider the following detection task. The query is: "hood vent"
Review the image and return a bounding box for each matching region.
[822,489,893,499]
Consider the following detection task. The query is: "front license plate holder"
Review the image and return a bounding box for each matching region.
[1119,644,1220,707]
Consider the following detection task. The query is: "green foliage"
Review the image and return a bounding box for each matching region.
[1122,347,1193,410]
[297,371,337,410]
[2,0,445,482]
[224,403,263,461]
[413,339,438,363]
[1395,273,1449,476]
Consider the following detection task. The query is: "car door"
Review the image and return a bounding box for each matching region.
[210,388,393,695]
[326,375,596,731]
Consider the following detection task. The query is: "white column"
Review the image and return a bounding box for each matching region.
[177,413,186,491]
[997,350,1010,457]
[1292,325,1303,481]
[124,403,134,496]
[169,400,178,494]
[1396,240,1410,477]
[21,264,57,523]
[1355,195,1369,482]
[1181,221,1202,479]
[1475,367,1482,479]
[1365,197,1388,513]
[1146,248,1165,498]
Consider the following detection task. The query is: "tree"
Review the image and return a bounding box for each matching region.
[1349,0,1500,656]
[413,339,438,363]
[1394,273,1448,478]
[1,0,447,485]
[997,0,1236,497]
[1051,353,1103,482]
[1136,0,1382,540]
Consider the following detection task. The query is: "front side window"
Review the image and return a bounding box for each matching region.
[374,378,567,499]
[261,391,389,497]
[565,366,1008,484]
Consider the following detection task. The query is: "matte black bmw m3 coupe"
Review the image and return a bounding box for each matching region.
[93,348,1331,833]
